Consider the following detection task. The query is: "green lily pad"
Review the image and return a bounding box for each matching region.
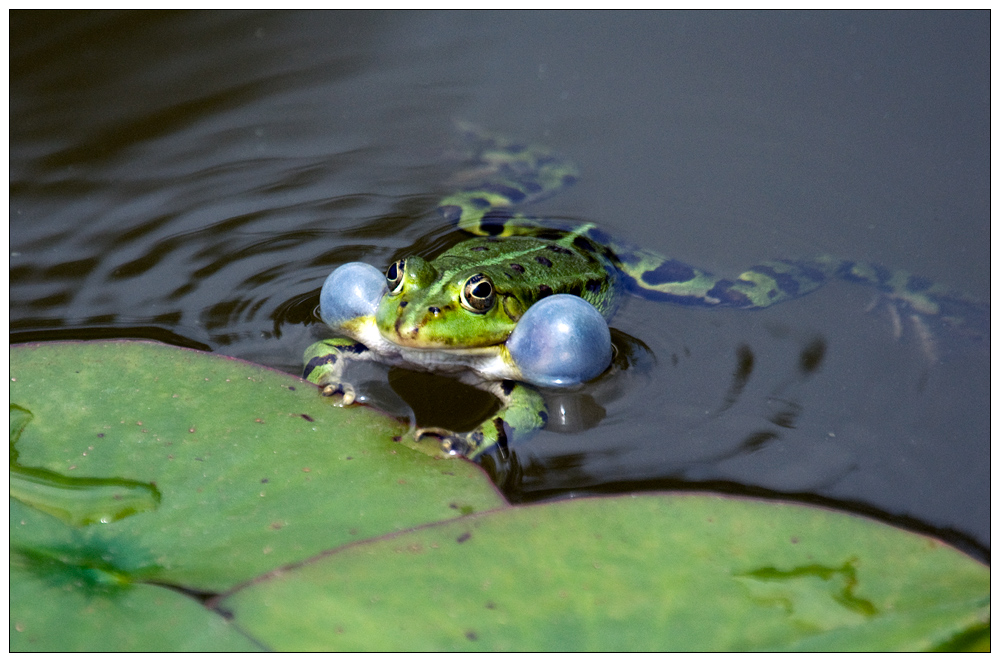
[10,553,260,652]
[219,495,989,651]
[9,341,505,596]
[9,341,988,651]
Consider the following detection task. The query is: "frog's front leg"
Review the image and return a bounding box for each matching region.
[417,378,548,459]
[303,337,375,405]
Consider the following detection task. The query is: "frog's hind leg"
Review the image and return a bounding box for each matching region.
[619,245,988,353]
[439,123,581,238]
[416,378,548,460]
[616,246,840,309]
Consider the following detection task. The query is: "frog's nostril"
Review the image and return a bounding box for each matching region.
[428,306,441,316]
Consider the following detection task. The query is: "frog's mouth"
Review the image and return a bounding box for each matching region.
[379,310,512,351]
[351,317,518,379]
[381,325,501,352]
[348,314,501,353]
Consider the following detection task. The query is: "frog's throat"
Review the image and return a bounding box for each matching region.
[343,317,522,382]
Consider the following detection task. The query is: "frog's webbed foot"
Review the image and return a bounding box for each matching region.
[865,287,989,365]
[303,338,374,406]
[411,379,549,460]
[319,381,357,406]
[414,427,483,458]
[866,295,940,364]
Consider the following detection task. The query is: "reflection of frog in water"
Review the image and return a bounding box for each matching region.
[304,125,987,459]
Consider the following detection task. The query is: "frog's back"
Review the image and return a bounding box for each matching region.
[442,235,621,319]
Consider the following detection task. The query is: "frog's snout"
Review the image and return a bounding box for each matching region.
[393,317,421,341]
[386,302,431,343]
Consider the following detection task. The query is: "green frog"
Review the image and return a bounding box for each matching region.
[304,125,986,459]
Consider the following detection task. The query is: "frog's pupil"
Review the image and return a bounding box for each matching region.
[472,282,491,298]
[387,260,405,290]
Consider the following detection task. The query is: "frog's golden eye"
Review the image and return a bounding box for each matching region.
[461,274,495,313]
[386,260,406,293]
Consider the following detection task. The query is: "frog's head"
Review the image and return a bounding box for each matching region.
[375,255,527,349]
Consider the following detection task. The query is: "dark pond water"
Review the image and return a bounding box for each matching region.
[10,11,989,559]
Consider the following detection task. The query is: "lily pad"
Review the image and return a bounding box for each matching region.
[10,553,261,652]
[9,340,504,596]
[219,494,989,651]
[9,341,988,651]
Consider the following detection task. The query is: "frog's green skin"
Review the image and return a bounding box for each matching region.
[305,125,987,459]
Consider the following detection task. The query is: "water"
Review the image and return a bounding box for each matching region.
[10,11,989,558]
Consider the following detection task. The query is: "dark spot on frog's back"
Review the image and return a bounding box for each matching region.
[509,263,525,274]
[535,256,553,268]
[471,246,488,252]
[546,244,573,255]
[538,284,553,298]
[586,278,602,293]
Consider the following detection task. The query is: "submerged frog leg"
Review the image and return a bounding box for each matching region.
[303,337,375,405]
[416,378,548,459]
[837,260,989,348]
[626,247,988,337]
[615,249,840,308]
[621,246,989,345]
[442,127,989,342]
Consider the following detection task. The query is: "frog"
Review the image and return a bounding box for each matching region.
[304,124,987,460]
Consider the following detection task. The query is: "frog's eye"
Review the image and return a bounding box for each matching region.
[386,259,406,293]
[461,274,495,313]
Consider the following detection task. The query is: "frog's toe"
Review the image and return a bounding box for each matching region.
[507,294,613,387]
[319,382,357,406]
[415,427,476,457]
[866,296,940,364]
[320,262,387,329]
